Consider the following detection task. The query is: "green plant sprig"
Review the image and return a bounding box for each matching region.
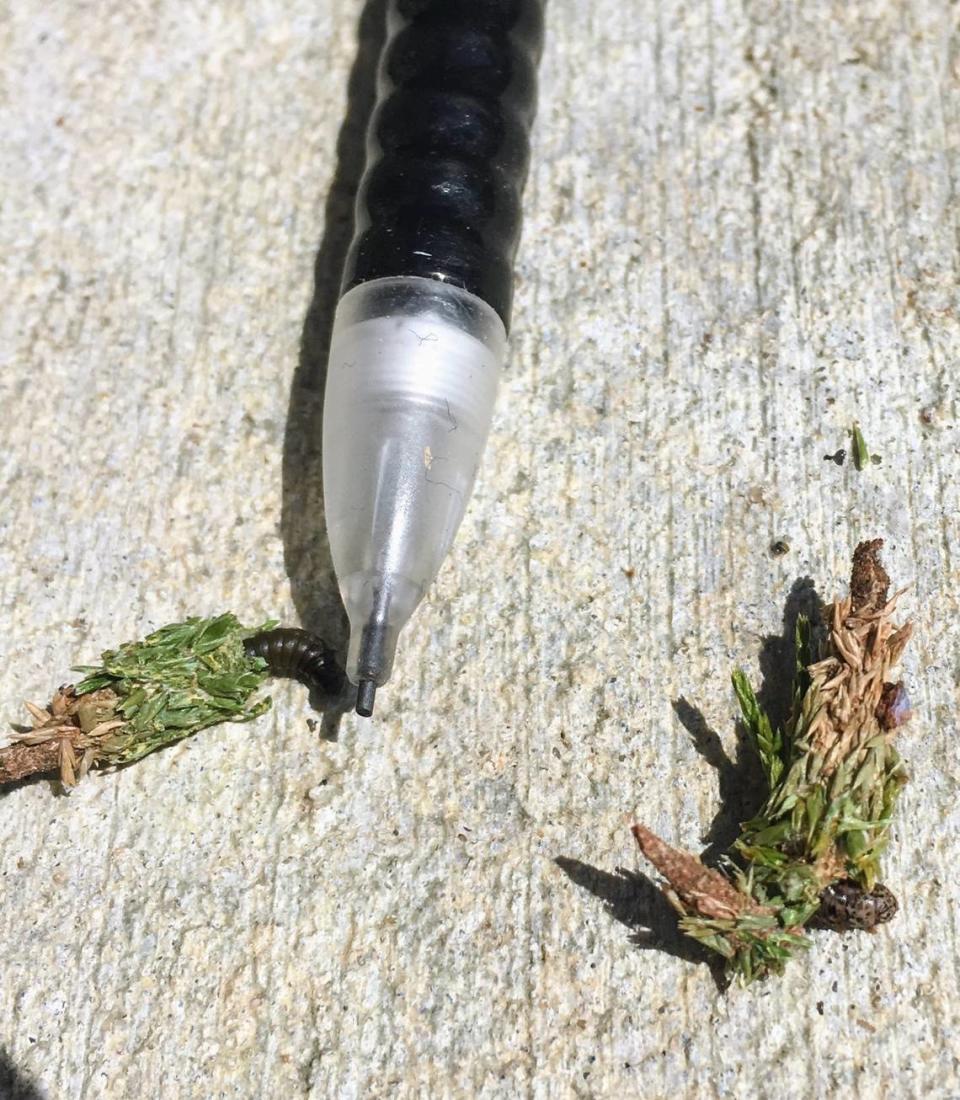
[5,613,276,786]
[632,540,913,983]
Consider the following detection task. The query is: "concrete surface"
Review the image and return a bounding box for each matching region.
[1,1,959,1096]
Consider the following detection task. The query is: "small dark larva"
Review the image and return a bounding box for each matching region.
[244,628,343,697]
[815,880,899,933]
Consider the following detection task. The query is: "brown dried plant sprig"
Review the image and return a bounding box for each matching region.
[632,540,913,983]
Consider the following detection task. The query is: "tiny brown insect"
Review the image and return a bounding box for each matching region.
[815,880,898,932]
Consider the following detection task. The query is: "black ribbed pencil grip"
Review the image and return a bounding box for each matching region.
[341,0,544,329]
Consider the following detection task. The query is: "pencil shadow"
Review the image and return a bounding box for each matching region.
[281,0,387,736]
[0,1046,46,1100]
[554,857,728,992]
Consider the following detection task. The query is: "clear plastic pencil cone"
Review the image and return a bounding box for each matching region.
[322,276,507,694]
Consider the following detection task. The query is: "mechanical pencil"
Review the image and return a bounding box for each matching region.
[322,0,543,715]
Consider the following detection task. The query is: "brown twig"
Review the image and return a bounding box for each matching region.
[0,687,122,787]
[0,739,65,785]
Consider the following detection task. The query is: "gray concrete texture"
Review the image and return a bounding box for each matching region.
[1,0,958,1096]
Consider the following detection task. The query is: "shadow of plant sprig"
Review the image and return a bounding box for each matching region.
[554,857,729,991]
[673,577,823,865]
[0,1047,46,1100]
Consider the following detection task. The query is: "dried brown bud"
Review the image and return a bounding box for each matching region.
[876,681,912,731]
[631,824,770,921]
[849,538,890,613]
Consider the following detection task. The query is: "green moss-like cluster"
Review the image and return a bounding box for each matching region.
[634,540,913,983]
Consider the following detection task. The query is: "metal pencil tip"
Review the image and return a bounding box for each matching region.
[356,679,377,717]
